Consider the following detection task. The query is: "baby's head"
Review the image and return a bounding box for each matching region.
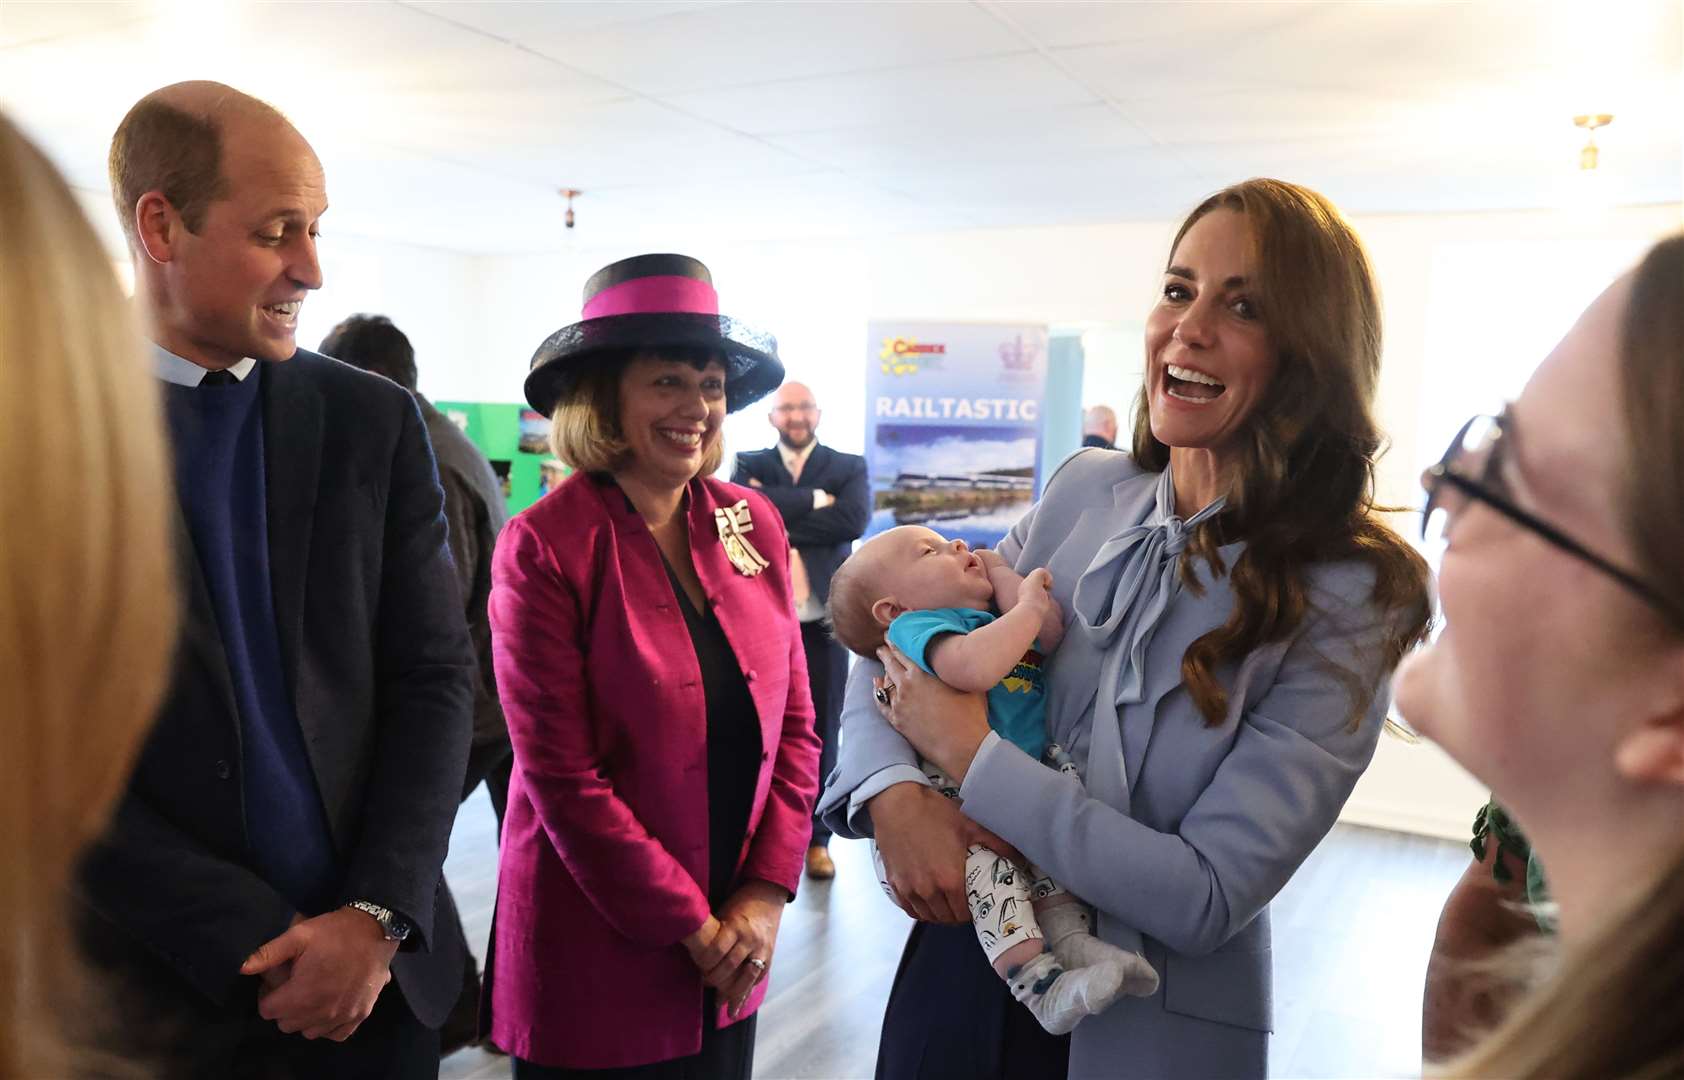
[827,525,995,657]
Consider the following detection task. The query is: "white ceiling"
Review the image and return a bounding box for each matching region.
[2,0,1679,255]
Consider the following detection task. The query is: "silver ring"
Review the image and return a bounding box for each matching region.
[874,684,892,706]
[747,957,767,972]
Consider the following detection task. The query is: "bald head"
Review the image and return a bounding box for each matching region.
[1084,404,1118,444]
[109,81,305,250]
[149,79,290,122]
[770,380,820,450]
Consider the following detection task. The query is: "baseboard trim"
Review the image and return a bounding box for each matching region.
[1338,798,1474,842]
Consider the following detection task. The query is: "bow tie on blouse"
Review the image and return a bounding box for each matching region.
[1071,466,1226,709]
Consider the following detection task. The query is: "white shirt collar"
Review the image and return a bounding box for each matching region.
[778,439,819,475]
[152,343,258,387]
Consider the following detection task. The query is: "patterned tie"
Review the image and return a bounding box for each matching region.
[200,369,237,387]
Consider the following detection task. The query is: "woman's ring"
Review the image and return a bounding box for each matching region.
[748,957,768,974]
[874,684,893,706]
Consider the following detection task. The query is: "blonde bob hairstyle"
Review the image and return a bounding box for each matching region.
[0,112,177,1075]
[549,347,726,477]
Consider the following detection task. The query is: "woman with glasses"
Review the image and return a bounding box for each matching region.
[1398,233,1684,1080]
[818,179,1435,1080]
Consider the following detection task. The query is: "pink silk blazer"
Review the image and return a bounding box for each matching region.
[485,471,821,1069]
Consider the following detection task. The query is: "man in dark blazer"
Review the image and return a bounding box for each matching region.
[80,81,473,1077]
[731,381,869,880]
[317,313,512,1054]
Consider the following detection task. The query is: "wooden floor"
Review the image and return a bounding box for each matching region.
[439,789,1468,1080]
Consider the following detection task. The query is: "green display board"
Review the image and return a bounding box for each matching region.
[433,400,571,515]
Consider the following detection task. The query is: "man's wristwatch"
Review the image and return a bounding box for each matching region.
[346,900,412,944]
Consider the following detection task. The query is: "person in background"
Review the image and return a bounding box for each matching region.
[1420,797,1547,1061]
[318,313,513,1055]
[0,111,178,1079]
[1081,405,1118,449]
[486,253,821,1077]
[1397,233,1684,1080]
[732,380,870,880]
[539,458,569,496]
[80,81,474,1077]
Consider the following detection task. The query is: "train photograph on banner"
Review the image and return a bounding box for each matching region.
[864,322,1048,550]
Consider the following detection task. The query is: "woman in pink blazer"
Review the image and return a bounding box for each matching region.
[486,254,822,1078]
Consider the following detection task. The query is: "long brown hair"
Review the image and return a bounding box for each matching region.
[1131,179,1433,725]
[1443,234,1684,1080]
[0,113,178,1074]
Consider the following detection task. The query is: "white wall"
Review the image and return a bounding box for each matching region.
[294,234,481,401]
[1079,324,1147,435]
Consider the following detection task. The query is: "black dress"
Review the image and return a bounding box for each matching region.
[876,922,1071,1080]
[513,560,763,1080]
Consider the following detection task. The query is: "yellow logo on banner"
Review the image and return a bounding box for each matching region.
[879,336,946,376]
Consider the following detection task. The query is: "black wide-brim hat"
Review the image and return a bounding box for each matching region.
[524,253,783,417]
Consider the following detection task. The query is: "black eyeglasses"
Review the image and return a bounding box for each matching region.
[1422,412,1684,628]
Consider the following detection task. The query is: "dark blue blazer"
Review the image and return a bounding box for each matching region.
[79,350,475,1031]
[731,443,870,606]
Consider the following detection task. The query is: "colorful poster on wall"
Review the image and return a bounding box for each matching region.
[436,400,571,515]
[864,321,1049,550]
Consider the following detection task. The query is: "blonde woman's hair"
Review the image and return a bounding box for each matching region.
[1440,234,1684,1080]
[549,347,725,478]
[0,112,178,1074]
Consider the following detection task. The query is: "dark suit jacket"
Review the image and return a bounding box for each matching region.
[79,350,475,1033]
[730,443,870,605]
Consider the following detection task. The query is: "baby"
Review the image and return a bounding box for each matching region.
[827,525,1158,1035]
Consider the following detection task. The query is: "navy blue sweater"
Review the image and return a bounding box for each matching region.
[163,368,337,914]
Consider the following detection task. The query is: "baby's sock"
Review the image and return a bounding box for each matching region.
[1036,899,1160,998]
[1006,951,1125,1036]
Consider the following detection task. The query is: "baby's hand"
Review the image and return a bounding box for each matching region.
[1019,567,1056,617]
[975,548,1008,572]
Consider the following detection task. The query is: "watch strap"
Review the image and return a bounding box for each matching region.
[346,899,411,943]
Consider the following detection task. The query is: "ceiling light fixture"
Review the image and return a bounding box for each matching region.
[1574,114,1613,170]
[560,188,581,229]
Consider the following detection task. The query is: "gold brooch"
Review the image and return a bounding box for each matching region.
[715,499,769,577]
